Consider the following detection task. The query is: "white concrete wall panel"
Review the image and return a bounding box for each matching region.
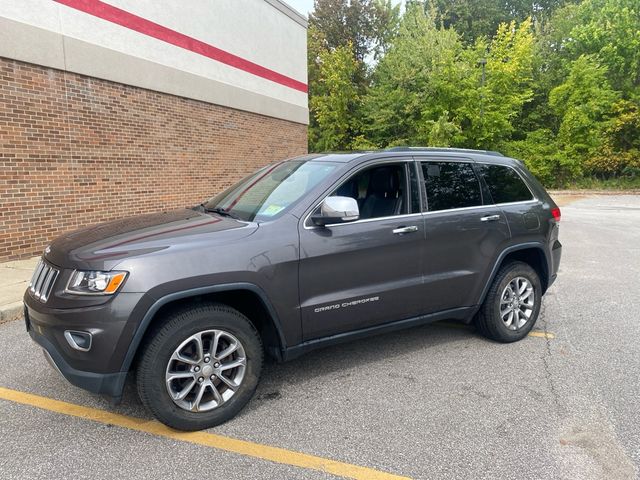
[0,0,308,124]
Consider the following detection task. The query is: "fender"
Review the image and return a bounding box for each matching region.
[477,242,550,306]
[119,282,288,375]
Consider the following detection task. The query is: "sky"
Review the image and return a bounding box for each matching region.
[285,0,404,18]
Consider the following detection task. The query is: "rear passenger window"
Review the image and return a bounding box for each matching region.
[421,162,482,212]
[479,164,533,204]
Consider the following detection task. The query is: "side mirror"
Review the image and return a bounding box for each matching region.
[311,196,359,226]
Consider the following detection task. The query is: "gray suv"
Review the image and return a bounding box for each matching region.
[24,148,562,430]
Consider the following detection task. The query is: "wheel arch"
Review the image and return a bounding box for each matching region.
[121,283,288,376]
[478,243,551,307]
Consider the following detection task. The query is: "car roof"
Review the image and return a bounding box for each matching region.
[292,148,523,167]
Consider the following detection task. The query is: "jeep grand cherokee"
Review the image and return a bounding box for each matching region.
[24,147,562,431]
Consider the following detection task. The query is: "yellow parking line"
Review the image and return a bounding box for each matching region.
[0,387,410,480]
[527,330,555,339]
[436,321,555,339]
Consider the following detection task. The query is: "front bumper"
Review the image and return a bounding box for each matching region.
[24,290,150,399]
[29,322,128,397]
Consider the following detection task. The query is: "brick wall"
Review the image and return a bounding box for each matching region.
[0,57,308,262]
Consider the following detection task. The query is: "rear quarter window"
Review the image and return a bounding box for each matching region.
[479,164,533,204]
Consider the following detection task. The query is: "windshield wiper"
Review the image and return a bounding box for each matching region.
[202,205,240,220]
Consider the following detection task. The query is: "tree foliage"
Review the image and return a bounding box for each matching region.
[307,0,640,186]
[309,44,361,150]
[434,0,571,43]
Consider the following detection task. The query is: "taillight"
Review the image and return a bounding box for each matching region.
[551,207,561,222]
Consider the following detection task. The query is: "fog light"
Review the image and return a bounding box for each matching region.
[64,330,92,352]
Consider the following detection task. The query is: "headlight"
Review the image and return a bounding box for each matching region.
[65,270,128,295]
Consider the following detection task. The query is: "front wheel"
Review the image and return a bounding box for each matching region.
[136,303,263,431]
[475,261,542,342]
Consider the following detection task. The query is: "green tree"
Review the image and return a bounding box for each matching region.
[370,0,402,58]
[361,3,469,147]
[549,55,620,176]
[434,0,570,43]
[569,0,640,93]
[309,0,384,62]
[461,18,536,148]
[309,44,361,151]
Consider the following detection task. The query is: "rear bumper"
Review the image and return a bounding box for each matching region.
[550,239,562,287]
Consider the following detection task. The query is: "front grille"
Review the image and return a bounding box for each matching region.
[29,259,59,303]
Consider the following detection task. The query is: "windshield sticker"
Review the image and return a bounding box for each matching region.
[261,205,285,216]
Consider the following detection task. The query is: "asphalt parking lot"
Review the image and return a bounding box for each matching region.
[1,194,639,480]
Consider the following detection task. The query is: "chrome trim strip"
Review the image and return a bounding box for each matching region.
[42,349,64,378]
[40,270,58,303]
[64,330,93,352]
[38,269,54,301]
[29,260,44,291]
[33,264,49,299]
[422,200,539,216]
[422,204,489,215]
[304,213,423,230]
[493,199,540,207]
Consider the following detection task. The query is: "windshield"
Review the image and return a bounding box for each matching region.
[202,161,338,222]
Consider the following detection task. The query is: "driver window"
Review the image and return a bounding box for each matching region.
[331,164,407,220]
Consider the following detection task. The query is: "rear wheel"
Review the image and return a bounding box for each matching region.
[136,303,263,431]
[475,261,542,342]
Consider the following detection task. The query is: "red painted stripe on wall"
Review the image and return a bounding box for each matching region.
[53,0,308,93]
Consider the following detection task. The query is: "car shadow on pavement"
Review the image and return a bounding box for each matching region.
[239,321,478,416]
[113,320,478,422]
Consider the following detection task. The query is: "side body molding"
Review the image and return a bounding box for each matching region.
[119,282,288,375]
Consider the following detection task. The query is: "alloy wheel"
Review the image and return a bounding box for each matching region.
[500,276,535,331]
[165,329,246,412]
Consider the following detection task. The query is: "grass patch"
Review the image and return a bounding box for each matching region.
[560,176,640,191]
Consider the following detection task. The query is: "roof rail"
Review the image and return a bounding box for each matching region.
[385,146,504,157]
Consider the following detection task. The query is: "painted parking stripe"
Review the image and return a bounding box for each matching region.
[0,387,410,480]
[436,321,555,339]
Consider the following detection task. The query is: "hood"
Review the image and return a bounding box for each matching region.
[44,209,258,270]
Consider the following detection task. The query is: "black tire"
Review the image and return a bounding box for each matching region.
[136,302,263,431]
[475,261,542,343]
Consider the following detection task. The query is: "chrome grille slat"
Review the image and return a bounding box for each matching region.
[34,267,48,298]
[40,269,57,302]
[29,258,59,303]
[29,261,45,292]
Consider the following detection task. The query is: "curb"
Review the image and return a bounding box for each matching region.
[0,301,23,325]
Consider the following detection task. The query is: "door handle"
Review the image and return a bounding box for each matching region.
[392,225,419,234]
[480,214,501,222]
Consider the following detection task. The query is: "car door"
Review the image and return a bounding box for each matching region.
[419,158,511,313]
[298,159,425,340]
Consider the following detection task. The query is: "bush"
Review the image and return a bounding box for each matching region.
[585,100,640,178]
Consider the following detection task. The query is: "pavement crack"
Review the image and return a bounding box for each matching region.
[538,300,563,414]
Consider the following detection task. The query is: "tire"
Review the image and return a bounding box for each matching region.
[475,261,542,343]
[136,302,263,431]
